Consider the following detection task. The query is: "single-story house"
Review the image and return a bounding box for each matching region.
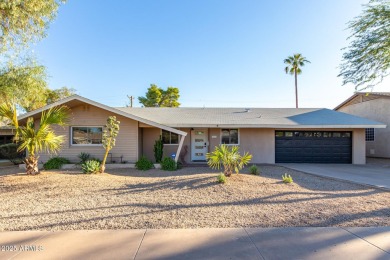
[0,124,15,145]
[18,95,386,165]
[335,92,390,158]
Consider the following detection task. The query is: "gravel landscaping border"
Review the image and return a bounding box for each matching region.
[0,165,389,231]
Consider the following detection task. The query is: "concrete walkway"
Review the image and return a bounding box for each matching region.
[1,227,389,260]
[280,164,390,190]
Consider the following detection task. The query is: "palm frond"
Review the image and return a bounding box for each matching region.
[40,106,70,127]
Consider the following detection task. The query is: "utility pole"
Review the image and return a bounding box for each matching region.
[127,95,134,107]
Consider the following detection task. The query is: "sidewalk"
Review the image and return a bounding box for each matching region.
[1,227,389,260]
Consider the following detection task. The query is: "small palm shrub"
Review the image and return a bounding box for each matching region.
[82,159,101,174]
[249,165,259,175]
[161,157,177,171]
[206,144,252,177]
[78,152,90,164]
[43,157,70,170]
[135,156,154,171]
[282,173,293,183]
[217,173,226,184]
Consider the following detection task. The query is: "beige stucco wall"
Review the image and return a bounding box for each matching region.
[39,104,139,163]
[338,98,389,158]
[141,127,191,163]
[352,128,366,164]
[208,128,275,164]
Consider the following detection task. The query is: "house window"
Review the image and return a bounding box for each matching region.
[221,129,239,145]
[365,128,375,141]
[71,127,103,145]
[162,130,179,144]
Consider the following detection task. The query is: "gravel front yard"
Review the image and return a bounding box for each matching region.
[0,165,389,231]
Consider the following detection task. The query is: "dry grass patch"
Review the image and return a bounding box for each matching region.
[0,165,389,231]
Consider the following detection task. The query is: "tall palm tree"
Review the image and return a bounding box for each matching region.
[284,54,310,108]
[0,103,69,174]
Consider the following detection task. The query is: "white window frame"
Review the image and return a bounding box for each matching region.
[220,129,240,145]
[161,129,180,145]
[71,126,103,146]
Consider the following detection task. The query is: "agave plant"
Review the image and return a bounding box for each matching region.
[0,102,69,174]
[206,144,252,177]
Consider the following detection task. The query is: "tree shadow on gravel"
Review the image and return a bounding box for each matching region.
[101,175,216,194]
[106,167,219,178]
[6,199,389,230]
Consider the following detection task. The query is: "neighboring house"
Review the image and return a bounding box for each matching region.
[18,95,385,165]
[335,92,390,159]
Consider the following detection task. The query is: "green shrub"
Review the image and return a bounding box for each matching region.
[176,161,183,170]
[43,157,70,170]
[135,156,154,171]
[78,152,90,164]
[82,159,101,174]
[0,143,19,160]
[161,157,177,171]
[282,173,293,183]
[249,164,259,175]
[217,173,226,184]
[153,137,164,163]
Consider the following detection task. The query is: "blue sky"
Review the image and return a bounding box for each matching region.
[34,0,388,108]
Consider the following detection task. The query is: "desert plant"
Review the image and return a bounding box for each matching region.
[100,116,120,173]
[206,144,252,177]
[82,159,101,174]
[249,164,259,175]
[217,173,226,184]
[43,157,70,170]
[153,136,164,163]
[78,152,90,164]
[161,157,177,171]
[135,156,154,171]
[0,102,69,175]
[282,173,293,183]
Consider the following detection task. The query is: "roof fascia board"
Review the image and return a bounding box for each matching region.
[163,124,386,129]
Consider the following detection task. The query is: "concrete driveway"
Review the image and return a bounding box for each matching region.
[280,163,390,190]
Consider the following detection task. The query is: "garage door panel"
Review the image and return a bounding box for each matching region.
[275,131,352,164]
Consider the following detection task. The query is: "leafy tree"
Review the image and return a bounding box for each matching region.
[0,63,75,112]
[100,116,120,173]
[138,84,180,107]
[284,54,310,108]
[0,63,48,111]
[0,102,69,175]
[0,0,65,53]
[46,86,77,104]
[206,145,252,177]
[339,0,390,91]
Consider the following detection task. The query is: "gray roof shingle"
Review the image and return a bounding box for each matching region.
[116,107,386,128]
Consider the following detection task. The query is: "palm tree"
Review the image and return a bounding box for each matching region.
[284,54,310,108]
[206,144,252,177]
[0,103,69,174]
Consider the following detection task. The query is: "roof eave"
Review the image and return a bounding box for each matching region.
[164,124,387,129]
[18,95,187,136]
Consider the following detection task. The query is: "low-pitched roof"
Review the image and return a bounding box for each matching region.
[17,95,187,136]
[334,92,390,110]
[117,107,386,129]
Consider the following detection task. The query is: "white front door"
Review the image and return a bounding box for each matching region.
[191,129,208,161]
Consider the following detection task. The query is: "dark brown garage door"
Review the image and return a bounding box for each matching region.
[275,131,352,163]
